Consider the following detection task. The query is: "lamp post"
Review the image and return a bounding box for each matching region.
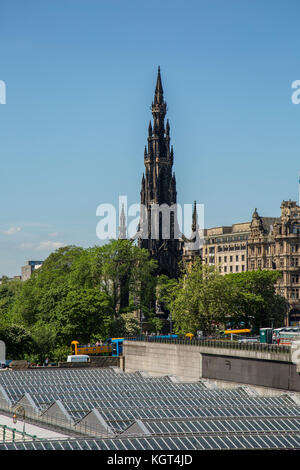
[140,311,145,334]
[167,313,172,335]
[286,301,291,327]
[12,404,26,438]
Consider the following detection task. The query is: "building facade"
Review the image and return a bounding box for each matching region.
[201,201,300,326]
[21,260,43,281]
[247,201,300,326]
[202,222,250,274]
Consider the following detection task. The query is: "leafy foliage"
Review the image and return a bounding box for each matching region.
[0,241,156,361]
[0,241,287,360]
[165,260,229,335]
[224,270,286,332]
[0,323,33,360]
[158,260,287,335]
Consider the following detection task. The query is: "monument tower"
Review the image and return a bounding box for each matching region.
[138,67,183,277]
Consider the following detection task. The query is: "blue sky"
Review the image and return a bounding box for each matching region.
[0,0,300,276]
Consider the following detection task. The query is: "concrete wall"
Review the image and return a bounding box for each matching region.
[202,354,300,391]
[123,340,300,392]
[124,342,202,381]
[0,341,5,364]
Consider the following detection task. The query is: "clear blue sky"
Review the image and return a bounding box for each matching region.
[0,0,300,276]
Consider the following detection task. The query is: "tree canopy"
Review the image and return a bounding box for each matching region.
[0,242,287,361]
[0,241,157,361]
[157,260,287,335]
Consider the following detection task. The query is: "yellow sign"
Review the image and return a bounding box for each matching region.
[185,333,194,339]
[224,329,251,334]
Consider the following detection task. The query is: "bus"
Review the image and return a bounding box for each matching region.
[71,338,124,357]
[104,338,124,356]
[274,328,300,346]
[71,340,112,356]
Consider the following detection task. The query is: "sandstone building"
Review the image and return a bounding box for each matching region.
[247,200,300,327]
[201,201,300,327]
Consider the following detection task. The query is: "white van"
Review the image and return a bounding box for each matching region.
[67,355,90,363]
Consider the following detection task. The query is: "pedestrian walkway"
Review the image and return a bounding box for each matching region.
[0,414,69,440]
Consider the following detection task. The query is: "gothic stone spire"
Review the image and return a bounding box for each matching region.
[118,204,127,239]
[138,67,183,278]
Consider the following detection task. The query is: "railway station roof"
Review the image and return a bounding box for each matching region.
[0,367,299,450]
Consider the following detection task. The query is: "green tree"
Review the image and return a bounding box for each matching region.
[167,260,228,335]
[0,278,22,323]
[3,241,158,359]
[161,261,287,336]
[31,322,57,364]
[0,324,33,359]
[224,270,287,333]
[89,239,157,317]
[54,288,113,345]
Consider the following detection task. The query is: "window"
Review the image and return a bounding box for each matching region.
[258,260,262,269]
[292,275,299,283]
[224,256,227,262]
[224,266,227,273]
[291,288,299,299]
[236,266,239,272]
[230,266,233,272]
[218,257,221,263]
[236,255,239,262]
[242,255,245,261]
[230,256,233,262]
[242,265,245,272]
[293,224,300,234]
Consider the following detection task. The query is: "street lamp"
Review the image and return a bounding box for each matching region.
[167,313,172,335]
[286,301,291,327]
[140,311,145,334]
[12,404,26,437]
